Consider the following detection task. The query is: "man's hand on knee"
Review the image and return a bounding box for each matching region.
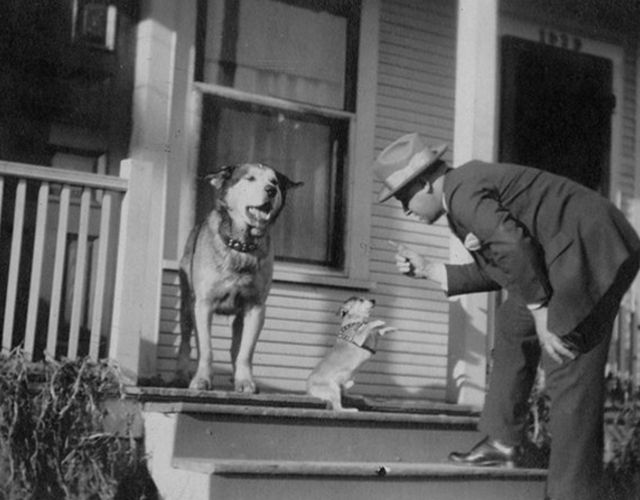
[530,307,576,363]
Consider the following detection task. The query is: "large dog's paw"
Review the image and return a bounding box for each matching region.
[189,376,212,391]
[189,368,213,391]
[234,378,257,393]
[234,364,257,393]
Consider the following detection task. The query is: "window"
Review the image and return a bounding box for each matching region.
[194,0,361,272]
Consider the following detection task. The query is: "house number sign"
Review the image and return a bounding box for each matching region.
[538,28,583,52]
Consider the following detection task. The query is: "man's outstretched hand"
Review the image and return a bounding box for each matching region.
[388,240,446,286]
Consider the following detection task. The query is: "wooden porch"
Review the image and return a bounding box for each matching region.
[0,157,637,393]
[0,159,635,498]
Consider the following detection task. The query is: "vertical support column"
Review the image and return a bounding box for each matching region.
[110,160,155,383]
[125,0,198,378]
[446,0,499,408]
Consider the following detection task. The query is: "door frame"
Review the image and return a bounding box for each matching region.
[499,17,624,202]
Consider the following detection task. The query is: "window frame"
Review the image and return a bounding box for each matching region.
[186,0,379,290]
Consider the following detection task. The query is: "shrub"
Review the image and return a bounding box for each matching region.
[0,351,156,500]
[524,368,640,499]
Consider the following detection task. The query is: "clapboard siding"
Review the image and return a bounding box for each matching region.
[369,0,458,399]
[159,265,450,399]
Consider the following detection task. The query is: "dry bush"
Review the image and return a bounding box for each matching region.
[0,351,156,500]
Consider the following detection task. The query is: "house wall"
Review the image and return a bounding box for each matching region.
[156,0,640,399]
[157,0,457,400]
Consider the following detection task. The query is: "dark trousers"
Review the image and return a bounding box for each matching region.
[479,256,639,500]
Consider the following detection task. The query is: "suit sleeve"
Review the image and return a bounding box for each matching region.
[445,262,502,296]
[448,184,552,306]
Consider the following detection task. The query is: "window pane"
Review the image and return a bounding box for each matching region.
[197,95,346,267]
[202,0,348,109]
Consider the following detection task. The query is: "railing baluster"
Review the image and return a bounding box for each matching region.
[47,185,71,358]
[89,191,113,359]
[0,176,4,351]
[2,179,27,353]
[0,177,4,239]
[616,315,624,377]
[630,311,637,393]
[68,187,92,359]
[24,182,50,359]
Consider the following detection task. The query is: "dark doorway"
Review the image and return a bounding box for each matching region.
[499,36,615,194]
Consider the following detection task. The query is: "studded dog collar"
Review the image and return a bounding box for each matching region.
[219,213,261,253]
[221,235,258,253]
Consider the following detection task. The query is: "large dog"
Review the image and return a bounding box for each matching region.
[176,163,302,392]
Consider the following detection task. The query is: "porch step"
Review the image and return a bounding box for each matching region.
[177,458,546,500]
[136,389,547,500]
[145,401,481,464]
[175,457,547,478]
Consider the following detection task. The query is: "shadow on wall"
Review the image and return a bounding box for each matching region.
[445,300,489,402]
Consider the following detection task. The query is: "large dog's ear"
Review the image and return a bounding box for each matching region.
[276,171,304,192]
[204,165,237,189]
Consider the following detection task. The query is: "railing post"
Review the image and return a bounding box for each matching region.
[110,160,157,383]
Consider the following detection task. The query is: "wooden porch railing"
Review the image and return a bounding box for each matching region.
[608,302,639,399]
[0,159,156,379]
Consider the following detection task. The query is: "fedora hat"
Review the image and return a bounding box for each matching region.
[373,133,447,202]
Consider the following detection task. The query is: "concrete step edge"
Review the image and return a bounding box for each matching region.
[173,457,548,480]
[143,401,479,428]
[127,386,478,415]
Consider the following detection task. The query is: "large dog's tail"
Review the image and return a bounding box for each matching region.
[175,267,195,385]
[175,227,199,385]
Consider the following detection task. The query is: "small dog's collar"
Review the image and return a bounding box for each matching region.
[338,321,376,354]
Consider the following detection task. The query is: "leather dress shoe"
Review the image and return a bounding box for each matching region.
[448,436,517,468]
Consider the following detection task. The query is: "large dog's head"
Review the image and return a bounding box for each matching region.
[206,163,303,237]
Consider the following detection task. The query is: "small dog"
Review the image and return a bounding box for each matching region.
[176,163,302,392]
[306,297,395,411]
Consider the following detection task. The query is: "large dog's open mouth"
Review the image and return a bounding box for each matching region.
[246,201,274,226]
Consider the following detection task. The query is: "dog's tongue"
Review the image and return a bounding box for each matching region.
[249,226,266,237]
[247,202,272,222]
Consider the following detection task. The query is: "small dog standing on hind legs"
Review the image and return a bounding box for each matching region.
[307,297,396,410]
[176,163,302,392]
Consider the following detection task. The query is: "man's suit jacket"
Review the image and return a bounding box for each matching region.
[443,161,640,338]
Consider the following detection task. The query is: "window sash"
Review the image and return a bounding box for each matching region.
[195,0,360,112]
[193,83,354,268]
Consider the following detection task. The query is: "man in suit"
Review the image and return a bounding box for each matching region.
[374,133,640,500]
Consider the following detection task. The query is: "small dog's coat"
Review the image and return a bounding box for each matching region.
[176,163,302,392]
[306,297,394,410]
